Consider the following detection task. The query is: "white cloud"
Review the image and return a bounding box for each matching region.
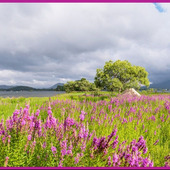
[0,3,170,87]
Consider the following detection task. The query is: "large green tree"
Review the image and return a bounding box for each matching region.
[94,60,150,92]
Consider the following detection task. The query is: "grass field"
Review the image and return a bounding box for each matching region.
[0,91,169,167]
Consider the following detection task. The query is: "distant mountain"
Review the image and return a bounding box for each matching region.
[7,86,36,91]
[50,83,64,89]
[0,83,65,91]
[0,85,14,89]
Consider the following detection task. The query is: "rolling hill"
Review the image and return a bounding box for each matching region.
[7,86,36,91]
[50,83,64,89]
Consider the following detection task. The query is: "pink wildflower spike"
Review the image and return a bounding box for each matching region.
[35,109,40,117]
[80,111,85,121]
[143,147,148,154]
[42,142,46,149]
[74,153,80,164]
[153,139,159,145]
[51,146,57,155]
[4,157,9,167]
[27,135,32,141]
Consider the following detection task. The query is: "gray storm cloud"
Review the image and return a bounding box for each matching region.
[0,3,170,88]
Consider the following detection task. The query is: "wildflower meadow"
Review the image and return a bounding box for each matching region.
[0,93,170,167]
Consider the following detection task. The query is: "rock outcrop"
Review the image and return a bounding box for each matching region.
[121,88,141,97]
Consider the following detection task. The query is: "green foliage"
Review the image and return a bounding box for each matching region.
[140,88,159,95]
[94,60,150,92]
[0,93,170,167]
[64,78,97,93]
[55,85,65,91]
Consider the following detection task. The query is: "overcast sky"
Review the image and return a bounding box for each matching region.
[0,3,170,88]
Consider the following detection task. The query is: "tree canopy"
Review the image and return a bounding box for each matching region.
[94,60,150,92]
[64,78,97,93]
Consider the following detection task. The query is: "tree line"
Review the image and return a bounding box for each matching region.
[61,60,150,93]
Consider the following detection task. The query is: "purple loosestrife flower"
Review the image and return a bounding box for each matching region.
[65,117,75,126]
[108,105,112,112]
[88,132,93,140]
[74,153,80,164]
[8,135,11,144]
[132,146,138,153]
[142,158,149,167]
[12,110,19,122]
[27,116,32,121]
[93,137,98,146]
[27,135,32,141]
[110,98,114,104]
[112,136,119,149]
[83,126,89,139]
[30,121,35,129]
[35,120,40,129]
[151,115,155,121]
[124,153,130,160]
[80,111,85,121]
[67,143,73,156]
[111,128,117,137]
[97,137,106,149]
[143,147,148,154]
[136,136,146,149]
[35,109,40,117]
[154,107,159,113]
[42,142,46,149]
[112,153,119,164]
[91,116,95,121]
[108,156,111,166]
[149,161,154,167]
[4,156,9,167]
[45,117,51,129]
[21,119,26,126]
[153,139,159,145]
[32,140,36,147]
[78,129,84,139]
[74,157,79,164]
[26,104,29,109]
[81,142,86,152]
[80,153,84,157]
[66,150,72,155]
[61,140,67,156]
[48,110,52,116]
[58,160,63,167]
[47,106,52,118]
[122,118,128,124]
[2,137,6,144]
[122,140,127,145]
[23,108,28,114]
[129,157,135,167]
[61,149,67,156]
[134,156,140,167]
[51,146,57,154]
[104,148,108,156]
[142,124,145,129]
[48,106,52,110]
[38,129,42,137]
[165,162,170,167]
